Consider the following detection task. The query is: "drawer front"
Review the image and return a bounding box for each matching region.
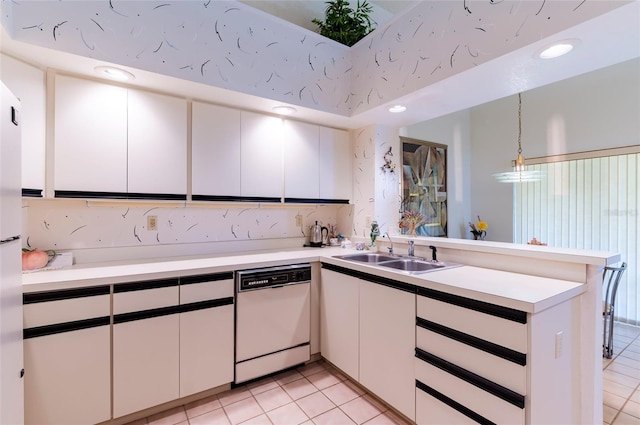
[416,382,484,425]
[415,354,525,425]
[180,279,233,304]
[417,295,527,353]
[24,294,110,328]
[114,285,178,315]
[416,324,526,394]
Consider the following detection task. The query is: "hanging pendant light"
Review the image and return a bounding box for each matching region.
[494,93,543,183]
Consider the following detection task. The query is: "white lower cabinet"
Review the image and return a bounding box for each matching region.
[23,287,111,425]
[113,280,180,418]
[320,265,416,420]
[179,273,235,397]
[359,281,415,421]
[415,290,527,425]
[319,268,359,380]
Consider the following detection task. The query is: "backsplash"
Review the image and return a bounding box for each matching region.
[22,199,353,263]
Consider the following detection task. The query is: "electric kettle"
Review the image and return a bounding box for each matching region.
[310,221,328,247]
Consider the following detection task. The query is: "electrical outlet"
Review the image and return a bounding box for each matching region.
[555,331,563,359]
[295,214,302,227]
[147,215,158,231]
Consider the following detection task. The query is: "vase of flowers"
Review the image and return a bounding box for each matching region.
[469,216,488,240]
[400,210,425,236]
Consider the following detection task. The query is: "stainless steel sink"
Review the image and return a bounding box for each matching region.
[334,253,399,263]
[376,258,446,273]
[334,253,460,275]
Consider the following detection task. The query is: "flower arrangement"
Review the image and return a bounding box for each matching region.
[400,210,425,235]
[469,216,488,240]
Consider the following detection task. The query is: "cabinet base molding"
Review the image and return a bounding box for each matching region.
[96,383,231,425]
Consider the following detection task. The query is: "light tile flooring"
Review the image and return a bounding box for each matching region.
[126,360,411,425]
[127,322,640,425]
[603,322,640,425]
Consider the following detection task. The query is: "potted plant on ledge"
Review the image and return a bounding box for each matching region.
[312,0,375,47]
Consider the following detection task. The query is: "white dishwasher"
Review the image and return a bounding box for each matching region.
[235,264,311,384]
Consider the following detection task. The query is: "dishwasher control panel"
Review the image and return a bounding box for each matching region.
[236,264,311,292]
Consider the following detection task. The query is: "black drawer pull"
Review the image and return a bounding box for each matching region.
[417,379,496,425]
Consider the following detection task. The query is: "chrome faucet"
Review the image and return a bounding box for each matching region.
[384,232,394,254]
[408,240,415,257]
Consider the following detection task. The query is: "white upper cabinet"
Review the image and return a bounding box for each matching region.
[0,54,46,195]
[284,120,320,200]
[240,111,283,200]
[127,89,187,196]
[54,75,187,198]
[54,75,128,194]
[192,102,241,199]
[319,127,351,201]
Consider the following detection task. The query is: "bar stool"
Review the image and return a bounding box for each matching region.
[602,262,627,358]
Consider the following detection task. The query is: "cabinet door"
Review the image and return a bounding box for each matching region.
[127,89,187,196]
[24,327,111,425]
[319,127,351,200]
[319,268,359,380]
[1,54,45,194]
[284,120,319,199]
[54,75,128,193]
[240,111,283,199]
[192,102,241,198]
[113,283,179,418]
[359,281,415,420]
[23,290,111,425]
[179,276,234,397]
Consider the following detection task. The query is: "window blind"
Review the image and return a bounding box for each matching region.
[514,153,639,325]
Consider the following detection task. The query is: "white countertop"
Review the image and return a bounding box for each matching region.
[22,245,586,314]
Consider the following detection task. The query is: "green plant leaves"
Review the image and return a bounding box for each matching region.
[311,0,375,47]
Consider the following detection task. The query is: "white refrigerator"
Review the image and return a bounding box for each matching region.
[0,81,24,424]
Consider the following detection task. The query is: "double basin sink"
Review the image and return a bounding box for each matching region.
[334,252,460,275]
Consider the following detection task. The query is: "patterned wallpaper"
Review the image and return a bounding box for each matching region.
[3,0,352,116]
[2,0,624,117]
[22,199,353,261]
[349,0,625,115]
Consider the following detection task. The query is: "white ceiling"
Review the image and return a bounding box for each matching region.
[1,1,638,130]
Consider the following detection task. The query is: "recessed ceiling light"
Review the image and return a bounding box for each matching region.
[537,40,578,59]
[272,106,297,115]
[389,105,407,113]
[94,66,135,81]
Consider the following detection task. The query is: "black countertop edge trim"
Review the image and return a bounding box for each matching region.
[284,198,350,205]
[179,297,234,314]
[416,317,527,366]
[417,286,527,324]
[24,316,110,339]
[415,348,525,409]
[180,272,234,285]
[22,188,43,197]
[54,190,187,201]
[416,380,497,425]
[192,195,281,203]
[24,285,110,304]
[114,305,181,324]
[114,278,180,293]
[321,262,416,294]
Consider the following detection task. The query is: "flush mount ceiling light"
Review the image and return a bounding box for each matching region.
[94,66,135,81]
[537,39,578,59]
[389,105,407,113]
[272,106,297,115]
[494,93,543,183]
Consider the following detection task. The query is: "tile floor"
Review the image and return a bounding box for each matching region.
[127,322,640,425]
[125,360,411,425]
[603,322,640,425]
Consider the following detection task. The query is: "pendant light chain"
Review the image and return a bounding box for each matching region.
[517,92,522,156]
